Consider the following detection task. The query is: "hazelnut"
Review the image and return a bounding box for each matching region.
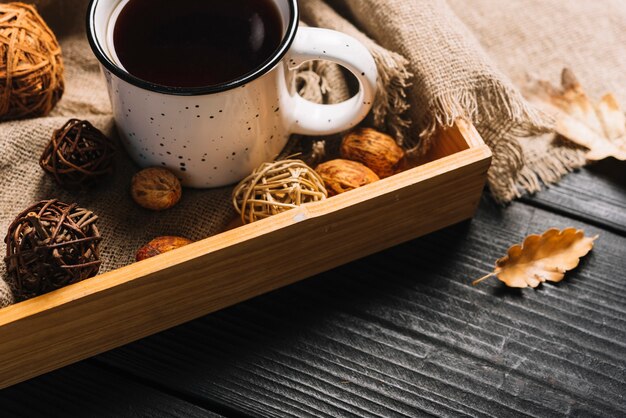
[340,127,405,178]
[315,159,379,196]
[131,167,182,210]
[136,236,193,261]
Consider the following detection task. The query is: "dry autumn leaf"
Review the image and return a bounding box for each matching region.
[524,68,626,160]
[473,228,598,288]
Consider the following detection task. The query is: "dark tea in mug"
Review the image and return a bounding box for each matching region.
[113,0,283,88]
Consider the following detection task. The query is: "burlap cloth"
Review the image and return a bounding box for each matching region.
[2,0,625,306]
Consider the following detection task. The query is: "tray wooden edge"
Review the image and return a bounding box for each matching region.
[0,119,492,388]
[0,120,490,325]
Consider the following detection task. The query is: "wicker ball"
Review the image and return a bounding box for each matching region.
[0,3,64,121]
[40,119,115,189]
[233,159,327,224]
[4,199,102,301]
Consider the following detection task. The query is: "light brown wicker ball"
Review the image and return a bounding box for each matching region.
[0,3,64,121]
[233,159,327,224]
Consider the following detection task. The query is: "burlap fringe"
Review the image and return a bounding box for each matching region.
[417,80,551,148]
[478,125,587,203]
[514,144,587,202]
[299,0,581,204]
[368,46,412,145]
[299,0,412,144]
[296,46,412,145]
[297,50,577,204]
[413,80,567,203]
[297,70,325,103]
[310,139,327,163]
[296,60,348,104]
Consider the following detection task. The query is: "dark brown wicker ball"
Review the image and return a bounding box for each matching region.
[40,119,115,189]
[4,199,102,301]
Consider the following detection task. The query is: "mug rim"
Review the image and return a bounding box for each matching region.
[86,0,299,96]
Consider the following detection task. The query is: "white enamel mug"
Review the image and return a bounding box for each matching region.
[87,0,377,188]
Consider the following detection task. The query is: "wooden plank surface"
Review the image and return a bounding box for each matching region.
[88,196,626,417]
[523,159,626,235]
[0,361,221,417]
[1,146,624,416]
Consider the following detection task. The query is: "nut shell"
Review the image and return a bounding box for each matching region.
[315,159,379,196]
[131,167,182,211]
[135,236,193,261]
[340,127,405,178]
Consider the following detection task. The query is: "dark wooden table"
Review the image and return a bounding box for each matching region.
[2,160,625,417]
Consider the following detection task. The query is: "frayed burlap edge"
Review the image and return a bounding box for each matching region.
[479,121,587,203]
[374,68,572,204]
[277,59,351,162]
[515,135,588,202]
[367,46,412,144]
[296,45,577,204]
[301,0,592,204]
[422,79,555,203]
[417,78,551,147]
[299,0,412,144]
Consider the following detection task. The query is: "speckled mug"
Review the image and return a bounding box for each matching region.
[87,0,377,188]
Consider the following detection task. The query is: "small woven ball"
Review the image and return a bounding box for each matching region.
[4,199,102,301]
[232,159,327,224]
[0,3,64,121]
[40,119,116,189]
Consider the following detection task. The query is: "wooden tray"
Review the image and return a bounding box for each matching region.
[0,119,491,388]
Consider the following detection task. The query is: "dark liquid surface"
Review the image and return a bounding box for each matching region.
[113,0,283,88]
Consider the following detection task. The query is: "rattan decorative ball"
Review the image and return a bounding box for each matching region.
[233,159,328,224]
[40,119,115,189]
[0,3,64,121]
[4,199,102,301]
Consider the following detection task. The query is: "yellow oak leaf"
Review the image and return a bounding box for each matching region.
[524,68,626,160]
[473,228,598,288]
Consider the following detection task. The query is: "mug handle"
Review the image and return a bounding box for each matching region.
[285,27,377,136]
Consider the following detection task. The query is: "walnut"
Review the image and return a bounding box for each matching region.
[315,159,379,196]
[340,127,405,178]
[135,236,193,261]
[131,167,182,211]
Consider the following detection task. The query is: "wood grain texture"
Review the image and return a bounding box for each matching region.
[0,121,491,389]
[523,159,626,235]
[94,198,626,418]
[0,361,220,417]
[5,119,624,417]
